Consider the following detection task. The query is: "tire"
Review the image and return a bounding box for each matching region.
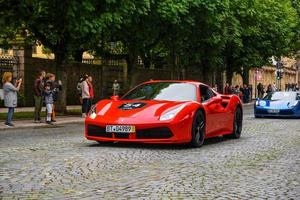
[190,110,205,147]
[227,106,243,139]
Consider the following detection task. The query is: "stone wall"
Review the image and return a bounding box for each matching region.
[24,58,125,106]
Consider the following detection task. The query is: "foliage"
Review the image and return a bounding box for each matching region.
[1,0,299,103]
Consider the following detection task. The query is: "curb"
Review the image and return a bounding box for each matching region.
[0,118,84,131]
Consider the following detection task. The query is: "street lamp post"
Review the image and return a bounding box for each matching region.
[276,60,283,91]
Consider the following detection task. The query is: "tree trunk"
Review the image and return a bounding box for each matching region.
[126,49,138,88]
[73,48,84,63]
[201,57,210,84]
[241,68,249,85]
[226,64,233,85]
[169,48,178,79]
[55,50,68,113]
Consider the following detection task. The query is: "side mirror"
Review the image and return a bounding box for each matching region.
[110,95,120,101]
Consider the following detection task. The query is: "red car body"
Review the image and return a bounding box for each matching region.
[85,80,243,145]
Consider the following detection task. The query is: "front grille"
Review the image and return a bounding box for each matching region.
[279,109,294,115]
[256,108,294,116]
[136,127,173,139]
[114,133,130,139]
[87,125,112,138]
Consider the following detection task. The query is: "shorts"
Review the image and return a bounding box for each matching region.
[46,104,53,114]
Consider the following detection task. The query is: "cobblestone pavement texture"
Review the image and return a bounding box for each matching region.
[0,107,299,199]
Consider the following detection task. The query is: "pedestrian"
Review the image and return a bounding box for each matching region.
[112,80,120,96]
[87,75,94,102]
[2,72,22,127]
[33,70,46,123]
[81,75,91,117]
[241,84,250,103]
[233,85,241,98]
[43,81,54,125]
[224,83,232,94]
[212,84,218,93]
[77,76,84,104]
[45,73,62,122]
[249,84,253,102]
[257,83,264,99]
[266,84,273,94]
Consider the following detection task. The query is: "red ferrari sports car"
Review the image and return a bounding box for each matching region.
[85,80,243,147]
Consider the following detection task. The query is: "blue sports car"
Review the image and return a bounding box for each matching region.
[254,91,300,118]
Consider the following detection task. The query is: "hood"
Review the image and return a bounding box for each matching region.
[93,99,189,123]
[258,99,299,109]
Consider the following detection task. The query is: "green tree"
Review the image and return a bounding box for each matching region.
[0,0,151,112]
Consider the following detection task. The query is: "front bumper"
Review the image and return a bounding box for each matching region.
[254,107,300,118]
[84,116,193,144]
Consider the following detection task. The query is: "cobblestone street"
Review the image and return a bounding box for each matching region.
[0,106,299,199]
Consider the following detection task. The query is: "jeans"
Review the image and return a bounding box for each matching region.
[6,107,15,124]
[82,98,91,114]
[34,95,43,121]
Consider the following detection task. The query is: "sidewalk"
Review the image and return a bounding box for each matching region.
[0,105,81,113]
[0,116,84,130]
[0,102,254,130]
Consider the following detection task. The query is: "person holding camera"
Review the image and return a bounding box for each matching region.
[2,72,22,127]
[45,73,62,122]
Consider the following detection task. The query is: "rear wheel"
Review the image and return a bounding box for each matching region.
[227,106,243,139]
[190,110,205,147]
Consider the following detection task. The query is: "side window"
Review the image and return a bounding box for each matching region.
[200,85,215,102]
[296,93,300,100]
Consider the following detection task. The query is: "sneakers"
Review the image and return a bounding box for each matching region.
[4,123,14,127]
[46,121,54,125]
[51,119,56,122]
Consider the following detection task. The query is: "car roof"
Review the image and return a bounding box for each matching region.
[143,80,209,87]
[273,91,298,94]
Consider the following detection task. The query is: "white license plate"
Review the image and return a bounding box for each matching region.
[267,109,280,113]
[106,125,135,133]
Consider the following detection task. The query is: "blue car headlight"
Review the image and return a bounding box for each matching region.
[288,101,299,108]
[256,100,266,107]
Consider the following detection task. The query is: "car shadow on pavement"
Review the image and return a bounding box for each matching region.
[85,136,232,150]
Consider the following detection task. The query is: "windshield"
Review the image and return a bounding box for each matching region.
[263,92,300,101]
[122,82,197,101]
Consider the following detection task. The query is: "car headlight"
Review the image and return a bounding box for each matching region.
[288,101,298,108]
[256,101,259,106]
[88,104,97,119]
[159,104,185,121]
[257,100,266,107]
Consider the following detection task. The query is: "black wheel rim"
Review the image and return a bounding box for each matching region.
[195,113,205,144]
[234,108,242,135]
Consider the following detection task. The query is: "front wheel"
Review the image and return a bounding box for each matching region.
[190,110,205,147]
[227,106,243,139]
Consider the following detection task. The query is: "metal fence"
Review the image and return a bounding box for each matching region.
[0,55,19,87]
